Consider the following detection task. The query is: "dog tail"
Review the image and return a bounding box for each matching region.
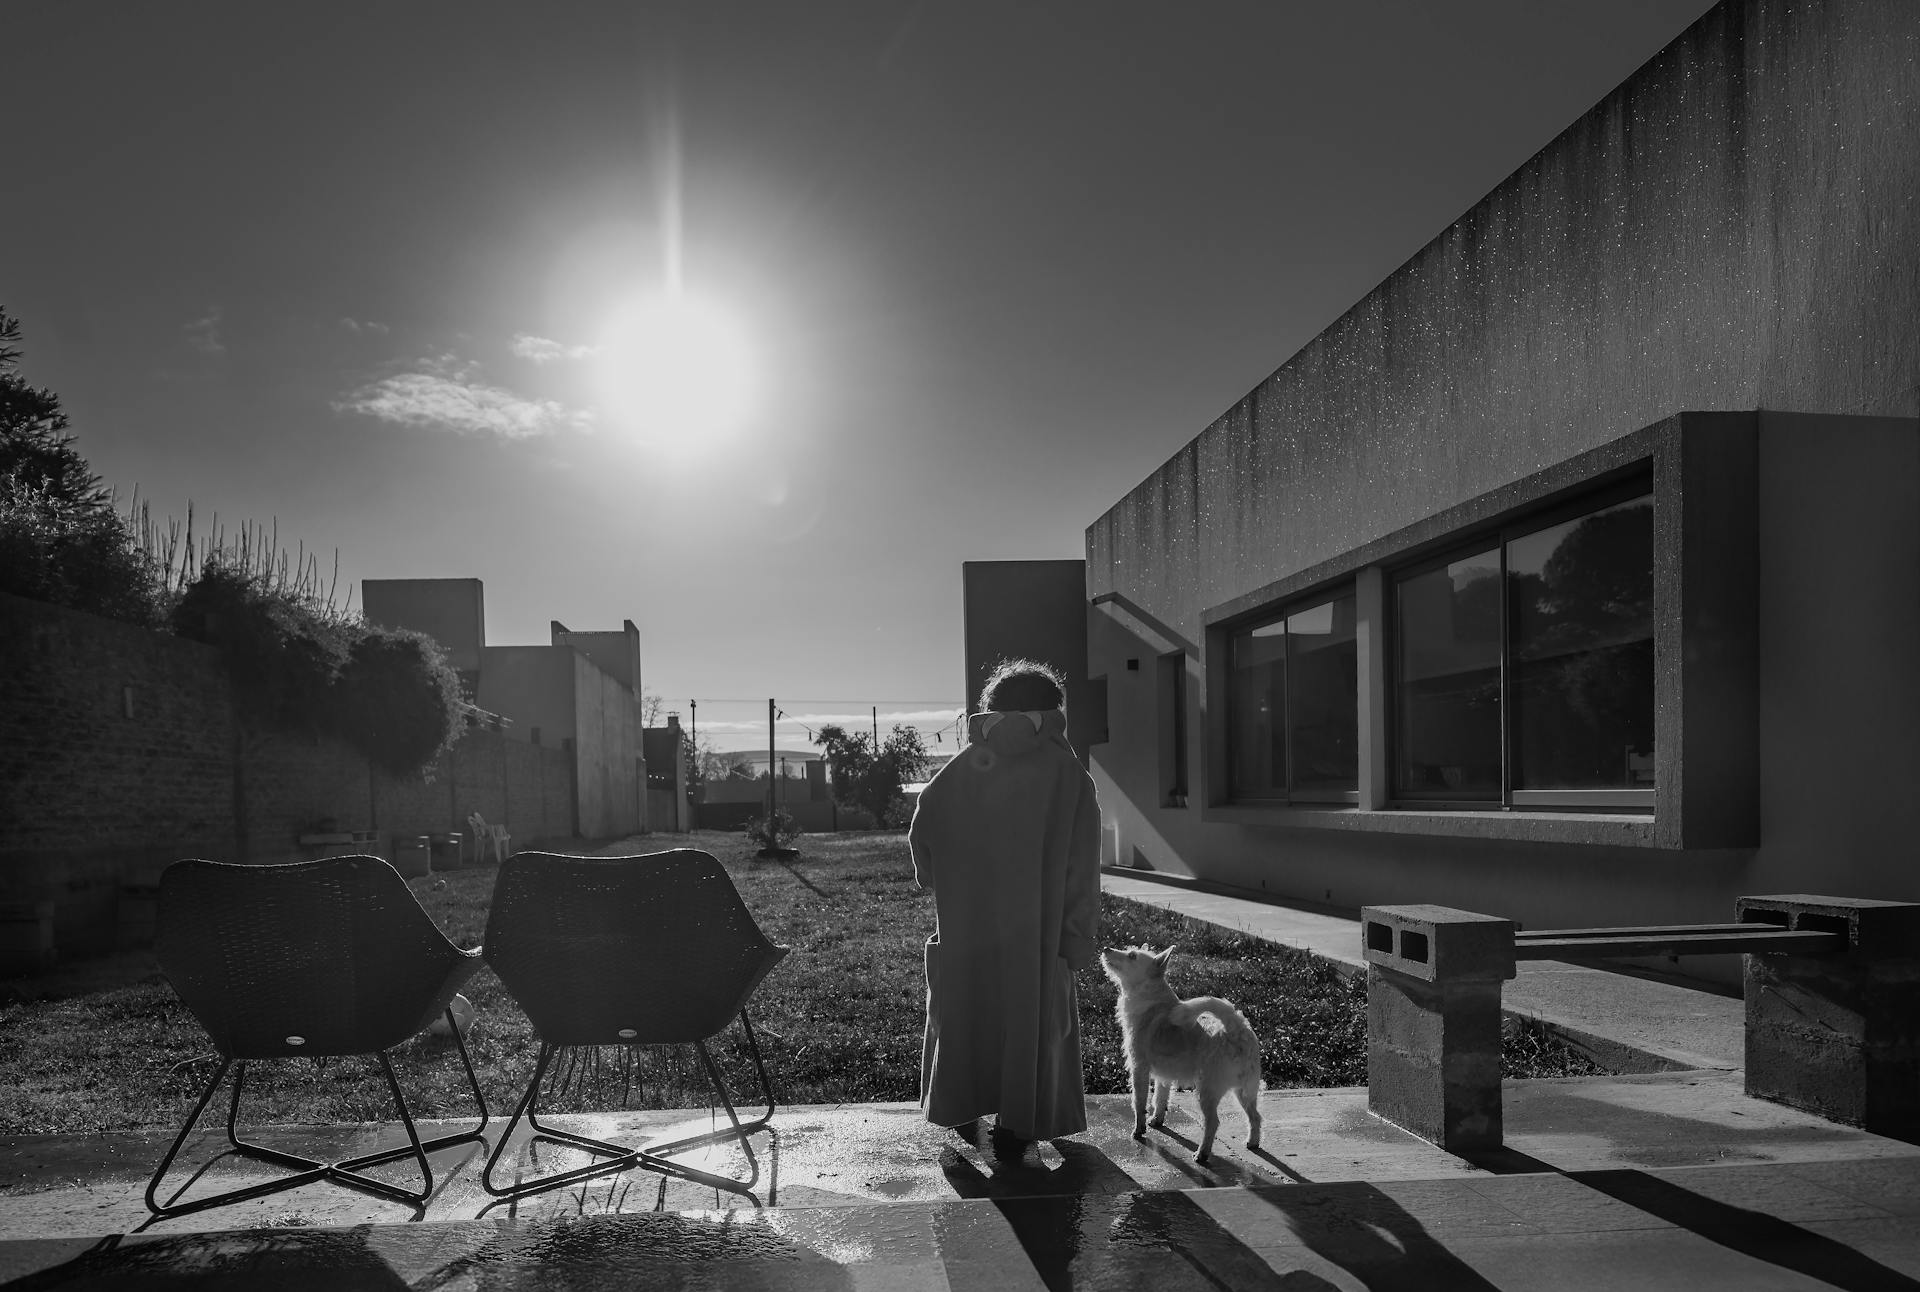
[1169,997,1250,1036]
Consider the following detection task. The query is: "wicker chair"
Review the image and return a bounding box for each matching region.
[479,848,789,1198]
[145,856,490,1218]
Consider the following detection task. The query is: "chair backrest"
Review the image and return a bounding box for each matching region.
[483,849,789,1047]
[156,855,472,1060]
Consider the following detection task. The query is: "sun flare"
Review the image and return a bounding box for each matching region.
[596,291,755,455]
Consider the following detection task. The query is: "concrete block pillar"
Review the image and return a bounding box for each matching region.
[1739,895,1920,1140]
[1362,905,1517,1153]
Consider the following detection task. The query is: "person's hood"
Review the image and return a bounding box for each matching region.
[964,708,1069,764]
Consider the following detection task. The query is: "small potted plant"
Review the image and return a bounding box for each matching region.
[745,808,802,861]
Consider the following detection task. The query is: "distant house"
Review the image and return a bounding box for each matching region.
[362,579,675,839]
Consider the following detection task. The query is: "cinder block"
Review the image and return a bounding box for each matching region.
[1367,966,1506,1152]
[1740,895,1920,1140]
[1362,905,1516,984]
[1362,905,1515,1153]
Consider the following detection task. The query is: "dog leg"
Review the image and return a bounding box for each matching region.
[1195,1082,1223,1165]
[1130,1062,1152,1139]
[1149,1078,1170,1130]
[1235,1075,1263,1151]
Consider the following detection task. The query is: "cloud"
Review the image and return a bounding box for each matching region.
[511,333,599,364]
[333,354,594,439]
[340,317,390,334]
[186,308,225,357]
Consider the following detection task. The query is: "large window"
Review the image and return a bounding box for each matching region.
[1393,485,1654,807]
[1227,591,1358,802]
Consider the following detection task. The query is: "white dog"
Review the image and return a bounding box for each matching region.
[1100,944,1263,1164]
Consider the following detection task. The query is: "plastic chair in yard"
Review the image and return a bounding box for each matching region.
[479,848,790,1199]
[145,856,490,1219]
[466,812,510,865]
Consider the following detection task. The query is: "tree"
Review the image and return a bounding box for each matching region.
[640,691,666,725]
[0,307,161,624]
[0,307,108,509]
[814,723,932,828]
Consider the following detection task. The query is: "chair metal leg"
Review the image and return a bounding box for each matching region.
[480,1041,641,1198]
[146,1007,491,1218]
[634,1013,779,1192]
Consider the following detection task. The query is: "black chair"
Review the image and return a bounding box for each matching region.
[145,856,490,1218]
[479,848,789,1198]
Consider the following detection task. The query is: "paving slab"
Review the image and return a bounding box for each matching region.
[8,1160,1920,1289]
[1103,869,1747,1071]
[4,1073,1916,1245]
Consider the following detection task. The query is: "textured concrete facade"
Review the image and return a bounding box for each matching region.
[1081,0,1920,965]
[1089,0,1920,631]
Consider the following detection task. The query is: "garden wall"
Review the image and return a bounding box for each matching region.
[0,591,577,965]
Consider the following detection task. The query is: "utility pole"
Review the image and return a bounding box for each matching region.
[872,705,879,753]
[768,698,778,820]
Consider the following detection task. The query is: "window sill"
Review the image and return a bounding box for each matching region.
[1198,802,1658,848]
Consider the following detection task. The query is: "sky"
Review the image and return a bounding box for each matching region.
[3,0,1715,751]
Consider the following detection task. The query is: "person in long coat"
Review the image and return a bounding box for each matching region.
[908,658,1102,1144]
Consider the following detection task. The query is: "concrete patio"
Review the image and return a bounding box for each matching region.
[4,877,1917,1288]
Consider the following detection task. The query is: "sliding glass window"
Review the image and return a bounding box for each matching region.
[1227,592,1358,802]
[1393,484,1654,808]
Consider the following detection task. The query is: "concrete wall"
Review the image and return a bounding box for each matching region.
[962,560,1099,761]
[0,592,574,961]
[553,620,642,695]
[571,650,645,839]
[1089,0,1920,645]
[362,578,487,678]
[1080,0,1920,976]
[478,646,577,746]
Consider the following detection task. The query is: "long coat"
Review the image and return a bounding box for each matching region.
[907,707,1102,1139]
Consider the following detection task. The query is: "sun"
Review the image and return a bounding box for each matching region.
[596,291,755,455]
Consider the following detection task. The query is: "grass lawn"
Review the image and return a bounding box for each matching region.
[0,830,1598,1137]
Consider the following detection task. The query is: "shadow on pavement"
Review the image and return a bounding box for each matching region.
[942,1134,1328,1290]
[1571,1169,1920,1292]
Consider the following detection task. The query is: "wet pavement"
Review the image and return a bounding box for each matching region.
[4,1074,1920,1288]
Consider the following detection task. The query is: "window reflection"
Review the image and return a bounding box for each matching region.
[1229,621,1286,799]
[1228,594,1357,801]
[1395,550,1503,797]
[1285,598,1358,794]
[1507,495,1654,790]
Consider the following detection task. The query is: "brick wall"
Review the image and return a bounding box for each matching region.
[1,593,580,961]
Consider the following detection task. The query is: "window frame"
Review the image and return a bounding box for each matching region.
[1221,584,1361,807]
[1192,412,1758,850]
[1388,473,1656,811]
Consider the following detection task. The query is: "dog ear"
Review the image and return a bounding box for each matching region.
[1154,945,1175,967]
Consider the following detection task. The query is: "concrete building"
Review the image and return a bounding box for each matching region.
[363,582,658,840]
[969,0,1920,980]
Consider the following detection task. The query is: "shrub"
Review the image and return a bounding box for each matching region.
[333,626,464,778]
[0,482,166,626]
[171,559,348,730]
[171,559,461,779]
[744,808,803,852]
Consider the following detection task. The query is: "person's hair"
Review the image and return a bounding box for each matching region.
[978,657,1066,712]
